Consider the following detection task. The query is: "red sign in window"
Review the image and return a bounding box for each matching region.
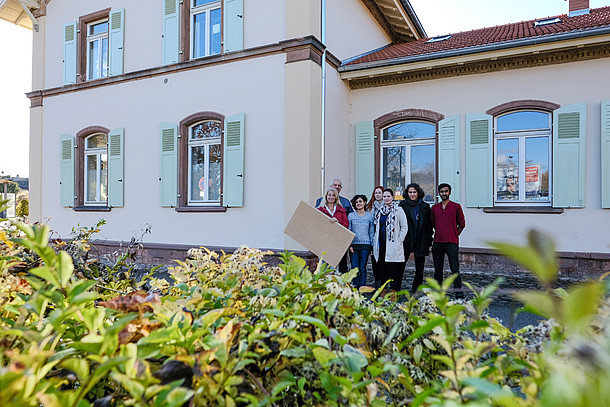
[526,166,539,183]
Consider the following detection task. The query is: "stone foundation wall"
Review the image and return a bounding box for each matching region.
[89,240,609,282]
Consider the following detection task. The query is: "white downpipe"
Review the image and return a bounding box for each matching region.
[320,0,327,196]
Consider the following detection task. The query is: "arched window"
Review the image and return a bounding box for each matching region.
[84,133,109,204]
[187,120,222,204]
[380,120,437,203]
[494,110,551,204]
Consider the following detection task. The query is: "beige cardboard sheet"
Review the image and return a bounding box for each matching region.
[284,201,355,268]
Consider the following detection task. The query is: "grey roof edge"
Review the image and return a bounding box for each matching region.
[401,0,427,38]
[338,25,610,72]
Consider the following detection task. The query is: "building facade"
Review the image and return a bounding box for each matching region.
[18,0,610,271]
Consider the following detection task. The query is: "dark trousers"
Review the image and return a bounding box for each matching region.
[377,240,405,292]
[349,248,371,287]
[338,252,348,274]
[371,255,382,288]
[432,242,462,290]
[407,253,427,293]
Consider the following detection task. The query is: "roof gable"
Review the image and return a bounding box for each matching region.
[344,5,610,67]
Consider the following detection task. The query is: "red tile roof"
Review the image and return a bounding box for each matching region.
[343,6,610,67]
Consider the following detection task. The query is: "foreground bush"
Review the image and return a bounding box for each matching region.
[0,208,609,406]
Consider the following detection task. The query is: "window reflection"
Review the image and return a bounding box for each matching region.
[525,137,549,201]
[497,111,550,132]
[383,122,435,140]
[411,145,435,203]
[383,146,406,196]
[496,139,519,201]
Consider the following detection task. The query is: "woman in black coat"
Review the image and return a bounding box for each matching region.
[398,183,433,293]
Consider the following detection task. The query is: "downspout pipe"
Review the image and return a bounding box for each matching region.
[320,0,326,196]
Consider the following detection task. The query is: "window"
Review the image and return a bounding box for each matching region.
[190,0,222,58]
[63,8,124,85]
[381,121,436,203]
[188,120,222,204]
[86,19,109,80]
[159,111,245,210]
[84,133,109,204]
[494,111,551,205]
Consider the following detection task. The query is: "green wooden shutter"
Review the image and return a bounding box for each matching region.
[223,0,244,53]
[109,9,125,76]
[602,101,610,209]
[466,114,492,207]
[160,123,178,207]
[438,115,461,203]
[355,121,374,195]
[553,103,587,208]
[223,112,245,207]
[63,22,78,85]
[60,134,75,207]
[108,127,125,207]
[162,0,180,64]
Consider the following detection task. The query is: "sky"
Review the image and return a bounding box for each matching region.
[0,0,609,178]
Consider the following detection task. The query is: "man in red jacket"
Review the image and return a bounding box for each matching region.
[430,183,466,297]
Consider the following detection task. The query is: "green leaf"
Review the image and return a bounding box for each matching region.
[313,347,336,366]
[56,251,75,287]
[260,309,285,317]
[280,348,307,358]
[341,344,368,374]
[514,290,556,319]
[68,280,98,303]
[272,379,295,397]
[29,265,60,288]
[382,322,400,347]
[402,317,444,345]
[290,315,330,336]
[431,354,454,369]
[564,282,603,333]
[163,387,194,407]
[62,358,90,382]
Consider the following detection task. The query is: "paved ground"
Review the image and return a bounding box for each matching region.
[362,262,548,331]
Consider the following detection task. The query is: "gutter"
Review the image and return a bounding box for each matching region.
[400,0,427,38]
[339,25,610,73]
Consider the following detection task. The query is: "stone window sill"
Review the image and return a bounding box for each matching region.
[175,206,227,213]
[73,206,112,212]
[483,206,564,214]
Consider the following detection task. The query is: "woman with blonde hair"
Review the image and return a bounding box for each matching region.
[317,187,349,272]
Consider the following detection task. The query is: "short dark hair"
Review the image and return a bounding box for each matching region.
[351,194,368,208]
[383,188,394,197]
[438,183,452,193]
[404,183,425,200]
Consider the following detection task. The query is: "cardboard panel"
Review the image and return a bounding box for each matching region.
[284,201,355,268]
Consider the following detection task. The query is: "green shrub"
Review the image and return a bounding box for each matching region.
[0,217,608,406]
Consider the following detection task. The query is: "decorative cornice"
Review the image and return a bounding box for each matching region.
[26,36,340,103]
[33,0,49,18]
[374,108,444,127]
[345,43,610,90]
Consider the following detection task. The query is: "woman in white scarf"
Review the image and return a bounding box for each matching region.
[373,188,408,295]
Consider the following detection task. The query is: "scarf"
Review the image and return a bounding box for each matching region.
[371,200,384,216]
[376,202,397,242]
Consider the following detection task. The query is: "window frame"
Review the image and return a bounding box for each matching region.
[187,120,223,205]
[493,110,553,206]
[78,9,111,83]
[85,18,109,80]
[75,126,111,209]
[374,109,444,202]
[181,0,224,61]
[178,111,226,211]
[84,133,109,205]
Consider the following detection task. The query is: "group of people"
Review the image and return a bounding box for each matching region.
[316,178,466,297]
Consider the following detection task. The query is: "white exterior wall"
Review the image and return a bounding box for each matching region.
[42,0,286,90]
[348,58,610,253]
[40,54,287,249]
[323,65,353,196]
[326,0,390,61]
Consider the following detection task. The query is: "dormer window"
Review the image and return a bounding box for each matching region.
[534,17,561,27]
[426,34,452,43]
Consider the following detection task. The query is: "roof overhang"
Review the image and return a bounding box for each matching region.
[361,0,426,43]
[339,27,610,87]
[0,0,43,31]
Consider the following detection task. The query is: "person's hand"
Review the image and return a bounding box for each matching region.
[349,247,354,253]
[329,217,338,223]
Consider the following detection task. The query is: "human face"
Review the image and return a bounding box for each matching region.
[331,180,342,194]
[374,188,383,202]
[326,191,337,204]
[407,187,418,201]
[439,187,451,202]
[354,197,365,211]
[383,191,393,205]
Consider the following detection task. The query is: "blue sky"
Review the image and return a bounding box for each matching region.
[0,0,608,178]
